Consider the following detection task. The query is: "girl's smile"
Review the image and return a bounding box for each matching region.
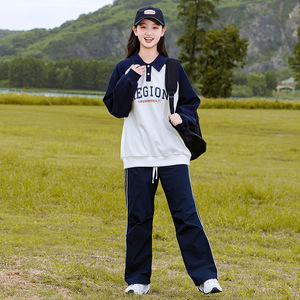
[144,37,154,43]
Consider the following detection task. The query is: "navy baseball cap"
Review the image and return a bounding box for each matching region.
[134,6,165,26]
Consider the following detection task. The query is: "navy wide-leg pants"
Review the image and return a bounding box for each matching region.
[124,165,218,286]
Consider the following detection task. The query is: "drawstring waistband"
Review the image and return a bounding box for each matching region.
[152,167,158,184]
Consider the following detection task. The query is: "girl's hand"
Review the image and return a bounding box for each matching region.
[132,64,146,75]
[168,113,183,126]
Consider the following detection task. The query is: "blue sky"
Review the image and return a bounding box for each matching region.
[0,0,114,31]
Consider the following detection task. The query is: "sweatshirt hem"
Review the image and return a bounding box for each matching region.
[122,154,191,169]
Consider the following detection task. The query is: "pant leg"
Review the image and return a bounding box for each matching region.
[159,165,218,286]
[124,167,158,285]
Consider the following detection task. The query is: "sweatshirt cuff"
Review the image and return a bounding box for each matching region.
[174,121,189,132]
[169,118,189,132]
[127,68,141,82]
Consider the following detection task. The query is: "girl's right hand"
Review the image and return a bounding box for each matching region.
[132,64,146,76]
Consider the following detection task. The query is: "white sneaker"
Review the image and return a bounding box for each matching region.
[198,279,222,294]
[125,284,150,294]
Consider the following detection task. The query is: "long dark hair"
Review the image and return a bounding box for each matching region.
[126,19,168,58]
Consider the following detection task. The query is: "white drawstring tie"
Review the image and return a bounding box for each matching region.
[152,167,158,184]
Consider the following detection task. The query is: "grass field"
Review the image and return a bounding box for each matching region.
[0,105,299,299]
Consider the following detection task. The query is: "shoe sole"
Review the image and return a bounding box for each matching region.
[199,287,222,294]
[209,287,222,294]
[126,289,150,294]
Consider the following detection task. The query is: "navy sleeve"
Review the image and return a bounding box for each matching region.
[103,61,141,118]
[174,64,200,131]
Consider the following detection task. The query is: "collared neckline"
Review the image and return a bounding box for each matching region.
[131,52,167,72]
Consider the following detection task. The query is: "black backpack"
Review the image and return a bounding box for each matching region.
[165,58,206,160]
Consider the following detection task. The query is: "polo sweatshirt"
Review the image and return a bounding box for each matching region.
[103,52,200,169]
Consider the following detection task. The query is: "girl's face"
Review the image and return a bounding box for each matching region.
[133,19,166,51]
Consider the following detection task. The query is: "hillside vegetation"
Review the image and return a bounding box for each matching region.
[0,0,298,72]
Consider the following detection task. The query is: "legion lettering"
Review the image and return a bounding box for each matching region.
[135,86,167,100]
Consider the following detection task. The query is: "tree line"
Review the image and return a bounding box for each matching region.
[0,58,115,91]
[232,71,278,97]
[0,57,280,97]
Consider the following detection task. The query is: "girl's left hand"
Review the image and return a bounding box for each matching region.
[132,64,146,75]
[168,113,183,126]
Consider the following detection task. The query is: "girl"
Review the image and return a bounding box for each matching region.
[103,6,222,295]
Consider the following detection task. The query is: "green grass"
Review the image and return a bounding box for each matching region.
[0,105,299,299]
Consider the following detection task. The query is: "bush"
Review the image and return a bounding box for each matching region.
[1,93,299,110]
[231,85,253,98]
[200,98,300,110]
[0,93,103,106]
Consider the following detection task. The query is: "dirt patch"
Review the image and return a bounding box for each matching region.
[0,257,71,299]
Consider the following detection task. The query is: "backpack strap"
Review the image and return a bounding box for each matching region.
[165,58,180,114]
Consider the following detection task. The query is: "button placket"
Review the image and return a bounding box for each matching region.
[146,64,151,82]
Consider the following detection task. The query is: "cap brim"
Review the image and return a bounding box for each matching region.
[134,17,164,26]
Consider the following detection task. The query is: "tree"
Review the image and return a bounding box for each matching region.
[199,24,248,98]
[46,62,57,88]
[69,59,83,89]
[247,72,267,96]
[9,58,23,87]
[233,71,248,86]
[288,26,300,87]
[0,44,16,56]
[0,61,9,80]
[177,0,248,98]
[56,66,73,90]
[34,59,47,88]
[96,60,115,91]
[81,60,99,90]
[265,70,277,95]
[177,0,219,82]
[8,58,47,88]
[22,58,35,88]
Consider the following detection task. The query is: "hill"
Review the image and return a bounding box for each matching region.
[0,0,298,72]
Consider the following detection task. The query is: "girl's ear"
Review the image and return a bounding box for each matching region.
[161,27,166,37]
[133,26,138,36]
